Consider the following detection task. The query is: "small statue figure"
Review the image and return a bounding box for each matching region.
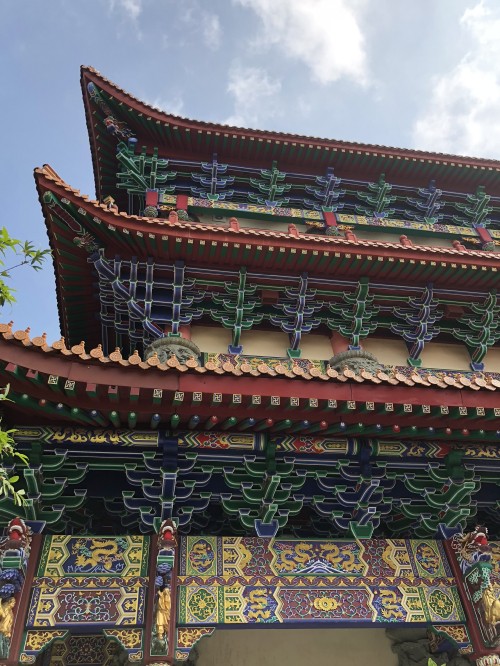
[158,519,177,549]
[0,597,16,639]
[454,525,492,572]
[103,195,118,212]
[103,116,133,139]
[1,517,31,553]
[482,586,500,627]
[472,525,490,550]
[155,587,171,641]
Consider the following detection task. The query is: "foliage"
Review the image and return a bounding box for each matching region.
[0,386,28,507]
[0,229,51,505]
[0,228,51,306]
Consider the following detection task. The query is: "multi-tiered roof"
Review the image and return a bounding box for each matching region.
[0,67,498,538]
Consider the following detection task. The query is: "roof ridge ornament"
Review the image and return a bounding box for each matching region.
[329,349,381,374]
[144,336,200,365]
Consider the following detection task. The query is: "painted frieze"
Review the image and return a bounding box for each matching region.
[20,535,149,663]
[14,427,158,448]
[176,537,464,628]
[36,535,148,577]
[24,633,130,665]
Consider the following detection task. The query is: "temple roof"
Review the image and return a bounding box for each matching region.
[81,66,500,210]
[36,163,500,349]
[1,321,500,439]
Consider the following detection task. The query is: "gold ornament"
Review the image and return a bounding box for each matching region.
[313,597,339,611]
[0,597,16,639]
[156,588,172,640]
[481,586,500,627]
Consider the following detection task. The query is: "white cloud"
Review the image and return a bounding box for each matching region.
[203,13,222,50]
[148,94,185,116]
[234,0,369,86]
[224,65,281,127]
[413,1,500,159]
[179,2,222,51]
[297,96,312,118]
[108,0,143,20]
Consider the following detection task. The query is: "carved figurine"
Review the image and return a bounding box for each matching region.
[472,525,490,550]
[454,525,492,572]
[0,597,15,639]
[482,586,500,627]
[1,517,31,553]
[155,587,171,641]
[158,519,177,549]
[103,195,118,212]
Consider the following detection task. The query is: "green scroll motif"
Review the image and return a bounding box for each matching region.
[326,277,379,349]
[453,290,500,371]
[0,443,87,531]
[386,461,477,538]
[452,186,492,227]
[355,173,397,218]
[116,141,177,196]
[210,267,264,354]
[249,161,291,207]
[222,445,305,537]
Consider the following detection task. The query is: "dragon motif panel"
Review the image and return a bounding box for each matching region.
[37,535,149,576]
[177,581,464,625]
[180,537,451,578]
[177,536,463,627]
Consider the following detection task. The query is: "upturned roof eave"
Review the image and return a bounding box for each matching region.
[1,327,500,438]
[34,165,71,345]
[80,65,500,170]
[80,67,103,204]
[35,163,500,347]
[35,163,500,262]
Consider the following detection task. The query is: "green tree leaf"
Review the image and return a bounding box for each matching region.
[0,227,50,504]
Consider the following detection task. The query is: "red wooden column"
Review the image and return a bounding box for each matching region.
[322,210,337,229]
[179,325,191,340]
[144,521,178,665]
[143,535,158,664]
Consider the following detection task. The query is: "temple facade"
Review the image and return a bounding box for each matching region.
[0,66,497,665]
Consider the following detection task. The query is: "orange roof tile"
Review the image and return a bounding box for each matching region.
[1,322,498,393]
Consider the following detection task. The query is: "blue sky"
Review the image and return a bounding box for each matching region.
[1,0,499,342]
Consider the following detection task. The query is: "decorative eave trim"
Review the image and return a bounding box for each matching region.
[80,66,500,171]
[36,165,500,263]
[1,323,499,394]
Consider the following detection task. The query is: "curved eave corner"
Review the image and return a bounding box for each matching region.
[34,165,99,347]
[79,65,500,195]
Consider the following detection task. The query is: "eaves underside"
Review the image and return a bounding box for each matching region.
[80,66,500,206]
[35,164,500,347]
